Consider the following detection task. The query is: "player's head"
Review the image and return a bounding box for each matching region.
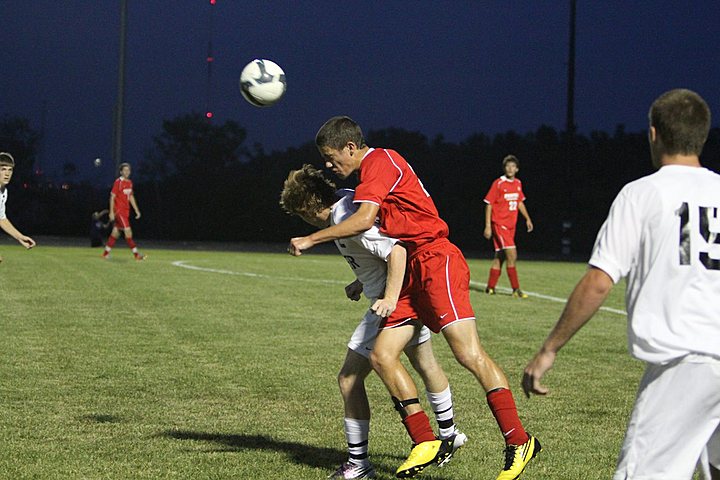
[0,152,15,168]
[503,155,520,178]
[315,116,366,179]
[648,89,710,167]
[0,152,15,186]
[280,164,337,227]
[119,162,131,178]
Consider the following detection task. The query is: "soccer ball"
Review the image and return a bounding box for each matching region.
[239,59,287,107]
[94,158,102,167]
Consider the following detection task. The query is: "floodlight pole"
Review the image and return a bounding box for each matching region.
[562,0,577,256]
[113,0,128,173]
[565,0,576,136]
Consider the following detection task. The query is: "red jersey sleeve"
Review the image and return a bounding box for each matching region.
[111,178,121,196]
[484,179,499,204]
[353,152,399,205]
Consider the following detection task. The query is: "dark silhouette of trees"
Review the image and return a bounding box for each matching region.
[2,112,719,258]
[0,116,40,184]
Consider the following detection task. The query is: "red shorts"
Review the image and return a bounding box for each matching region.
[383,238,476,333]
[114,213,131,230]
[491,223,516,251]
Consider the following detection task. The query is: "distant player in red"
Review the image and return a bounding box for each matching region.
[102,163,145,260]
[483,155,533,298]
[289,117,540,480]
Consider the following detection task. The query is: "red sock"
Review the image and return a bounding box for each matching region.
[507,266,520,290]
[106,236,116,248]
[126,238,137,249]
[402,411,436,445]
[487,388,529,446]
[487,268,501,289]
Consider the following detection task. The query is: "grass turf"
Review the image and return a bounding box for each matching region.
[0,243,702,479]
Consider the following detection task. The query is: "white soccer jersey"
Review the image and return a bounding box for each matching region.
[589,165,720,364]
[331,189,398,300]
[0,187,7,220]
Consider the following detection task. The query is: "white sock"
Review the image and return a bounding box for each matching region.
[344,418,370,467]
[426,386,456,439]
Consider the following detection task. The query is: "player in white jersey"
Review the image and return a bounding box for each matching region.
[0,152,36,263]
[281,165,466,479]
[522,89,720,479]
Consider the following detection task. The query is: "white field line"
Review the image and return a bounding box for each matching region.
[171,260,627,316]
[469,280,627,316]
[171,260,346,285]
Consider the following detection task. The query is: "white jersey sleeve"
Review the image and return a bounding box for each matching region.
[0,189,7,220]
[331,189,399,299]
[589,182,654,283]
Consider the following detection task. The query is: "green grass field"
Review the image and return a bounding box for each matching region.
[0,242,700,479]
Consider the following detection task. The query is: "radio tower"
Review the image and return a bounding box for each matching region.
[205,0,216,120]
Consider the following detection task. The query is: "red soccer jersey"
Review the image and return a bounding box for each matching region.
[353,148,448,248]
[111,177,133,215]
[483,176,525,228]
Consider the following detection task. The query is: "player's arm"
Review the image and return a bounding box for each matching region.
[129,194,141,219]
[518,201,533,232]
[0,218,36,249]
[289,202,379,256]
[483,202,493,239]
[522,267,613,397]
[109,193,116,221]
[371,243,407,318]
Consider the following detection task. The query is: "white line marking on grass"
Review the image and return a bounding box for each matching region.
[171,260,347,285]
[172,261,627,316]
[469,281,627,316]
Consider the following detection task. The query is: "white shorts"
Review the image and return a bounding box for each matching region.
[613,356,720,480]
[348,308,431,359]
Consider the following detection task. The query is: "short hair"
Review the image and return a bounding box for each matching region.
[0,152,15,167]
[649,89,711,156]
[503,155,519,168]
[315,116,366,151]
[279,164,337,216]
[119,162,131,173]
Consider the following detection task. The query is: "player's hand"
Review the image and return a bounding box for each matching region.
[135,211,141,219]
[483,225,492,240]
[522,349,556,398]
[345,280,363,301]
[288,236,314,256]
[371,298,397,318]
[17,236,36,249]
[109,212,115,222]
[527,219,534,233]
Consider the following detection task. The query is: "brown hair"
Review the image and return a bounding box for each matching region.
[503,155,519,168]
[315,116,366,151]
[0,152,15,167]
[279,164,338,216]
[649,89,711,156]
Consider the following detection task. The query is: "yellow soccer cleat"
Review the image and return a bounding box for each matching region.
[395,439,451,478]
[511,289,528,299]
[485,287,496,295]
[496,435,541,480]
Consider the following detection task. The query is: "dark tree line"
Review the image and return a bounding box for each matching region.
[2,113,719,258]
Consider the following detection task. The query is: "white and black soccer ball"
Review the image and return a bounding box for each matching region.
[239,59,287,107]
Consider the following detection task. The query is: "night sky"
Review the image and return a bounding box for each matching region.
[1,1,719,182]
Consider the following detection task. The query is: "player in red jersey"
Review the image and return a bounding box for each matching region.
[102,163,145,260]
[483,155,533,298]
[289,117,540,480]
